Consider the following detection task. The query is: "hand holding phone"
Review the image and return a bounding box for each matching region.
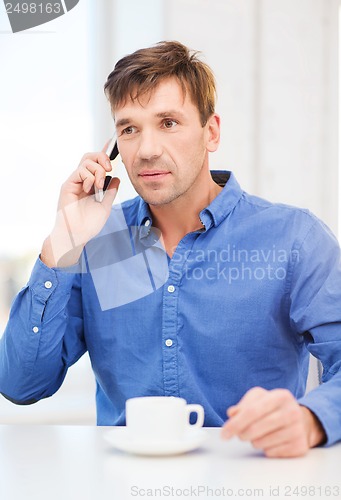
[95,133,119,202]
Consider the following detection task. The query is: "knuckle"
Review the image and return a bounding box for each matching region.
[82,159,94,169]
[287,405,302,422]
[274,388,294,404]
[291,439,309,457]
[79,152,93,163]
[95,168,105,177]
[239,422,258,441]
[251,438,263,449]
[242,386,266,404]
[249,386,266,396]
[239,432,249,441]
[97,152,108,165]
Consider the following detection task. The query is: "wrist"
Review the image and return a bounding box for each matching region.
[41,227,85,268]
[40,237,57,268]
[300,405,327,448]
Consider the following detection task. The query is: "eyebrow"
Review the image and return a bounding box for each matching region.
[156,110,185,120]
[115,110,186,129]
[115,118,132,129]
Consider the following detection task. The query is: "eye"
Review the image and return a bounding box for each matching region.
[122,126,136,135]
[162,119,178,129]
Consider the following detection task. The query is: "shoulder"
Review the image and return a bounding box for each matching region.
[241,191,321,228]
[236,191,338,251]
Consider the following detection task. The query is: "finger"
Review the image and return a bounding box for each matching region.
[77,168,98,194]
[94,169,106,190]
[223,387,270,436]
[238,401,302,442]
[263,435,309,458]
[101,177,120,208]
[251,419,304,451]
[231,386,268,411]
[81,157,112,175]
[238,409,285,442]
[78,170,105,194]
[222,388,294,438]
[226,405,239,417]
[78,161,110,191]
[246,398,306,447]
[79,152,112,172]
[102,139,111,153]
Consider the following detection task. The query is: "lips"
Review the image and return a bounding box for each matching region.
[139,170,170,178]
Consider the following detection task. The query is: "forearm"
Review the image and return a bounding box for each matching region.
[0,258,84,403]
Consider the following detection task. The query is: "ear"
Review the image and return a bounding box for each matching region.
[206,114,220,152]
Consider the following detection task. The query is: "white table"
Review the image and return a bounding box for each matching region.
[0,426,340,500]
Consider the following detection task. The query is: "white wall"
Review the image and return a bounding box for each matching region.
[163,0,339,233]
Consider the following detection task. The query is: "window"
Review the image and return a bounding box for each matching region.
[0,0,95,423]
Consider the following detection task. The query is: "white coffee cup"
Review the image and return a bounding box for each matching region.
[125,396,205,442]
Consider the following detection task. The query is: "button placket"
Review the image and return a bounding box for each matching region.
[161,232,201,396]
[162,275,179,395]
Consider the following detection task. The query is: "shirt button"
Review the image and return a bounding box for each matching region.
[165,339,173,347]
[44,281,53,289]
[167,285,175,293]
[144,219,151,227]
[32,326,39,333]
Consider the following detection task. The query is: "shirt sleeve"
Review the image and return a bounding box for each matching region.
[0,257,86,404]
[288,215,341,446]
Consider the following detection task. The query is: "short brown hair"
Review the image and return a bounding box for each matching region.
[104,41,216,126]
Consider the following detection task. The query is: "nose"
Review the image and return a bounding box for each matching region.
[137,130,162,161]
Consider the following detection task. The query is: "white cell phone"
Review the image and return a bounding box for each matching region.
[95,133,119,202]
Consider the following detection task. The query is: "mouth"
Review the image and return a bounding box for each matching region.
[138,170,171,179]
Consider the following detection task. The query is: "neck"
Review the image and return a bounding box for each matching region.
[149,170,222,256]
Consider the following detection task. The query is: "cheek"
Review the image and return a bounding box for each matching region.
[170,140,204,171]
[118,147,133,171]
[172,135,202,160]
[183,139,206,165]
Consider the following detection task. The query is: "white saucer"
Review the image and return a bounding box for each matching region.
[104,427,208,456]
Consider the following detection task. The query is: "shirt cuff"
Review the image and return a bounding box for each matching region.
[28,256,77,300]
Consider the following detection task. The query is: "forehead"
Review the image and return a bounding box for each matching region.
[114,78,193,119]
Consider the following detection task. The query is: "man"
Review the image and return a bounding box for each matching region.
[1,41,340,458]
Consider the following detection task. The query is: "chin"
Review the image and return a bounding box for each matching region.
[142,197,170,206]
[141,193,180,207]
[133,185,172,205]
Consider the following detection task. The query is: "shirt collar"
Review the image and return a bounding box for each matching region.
[137,198,152,229]
[136,170,243,234]
[199,171,243,230]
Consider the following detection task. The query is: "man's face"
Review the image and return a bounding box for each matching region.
[114,78,215,206]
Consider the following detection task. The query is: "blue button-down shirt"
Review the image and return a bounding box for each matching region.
[1,172,341,445]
